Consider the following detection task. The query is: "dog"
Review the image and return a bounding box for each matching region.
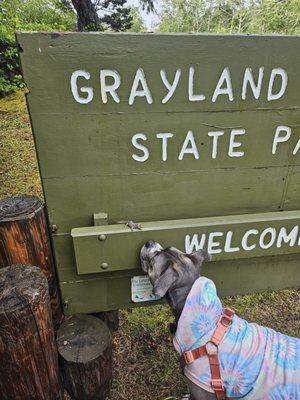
[140,240,300,400]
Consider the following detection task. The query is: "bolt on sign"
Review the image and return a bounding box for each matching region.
[16,32,300,314]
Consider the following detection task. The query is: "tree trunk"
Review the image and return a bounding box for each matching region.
[0,195,63,328]
[71,0,101,31]
[0,264,63,400]
[57,314,112,400]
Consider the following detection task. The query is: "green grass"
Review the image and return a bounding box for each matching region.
[0,90,42,199]
[1,91,299,400]
[111,289,300,400]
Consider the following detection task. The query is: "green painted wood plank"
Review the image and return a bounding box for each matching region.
[16,33,300,115]
[71,211,300,274]
[284,166,300,209]
[60,254,300,314]
[29,111,299,180]
[45,167,287,233]
[52,234,135,280]
[16,32,300,312]
[54,233,300,313]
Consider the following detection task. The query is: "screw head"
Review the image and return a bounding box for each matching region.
[51,224,58,233]
[101,262,109,270]
[98,234,107,241]
[63,299,69,309]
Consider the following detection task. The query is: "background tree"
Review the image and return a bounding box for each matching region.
[69,0,153,31]
[158,0,299,34]
[71,0,101,31]
[0,0,76,40]
[100,0,134,32]
[2,0,298,97]
[0,0,146,96]
[128,6,145,32]
[0,0,76,97]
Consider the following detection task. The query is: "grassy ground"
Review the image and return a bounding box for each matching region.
[0,90,42,199]
[1,91,299,400]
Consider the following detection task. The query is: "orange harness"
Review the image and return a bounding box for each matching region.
[181,308,235,400]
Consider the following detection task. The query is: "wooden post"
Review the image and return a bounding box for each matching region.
[0,264,63,400]
[57,314,112,400]
[0,195,63,328]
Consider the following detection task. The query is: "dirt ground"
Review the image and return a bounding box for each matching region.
[1,91,299,400]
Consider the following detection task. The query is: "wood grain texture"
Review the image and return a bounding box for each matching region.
[52,237,300,314]
[44,167,288,233]
[16,33,300,115]
[57,314,112,400]
[283,166,300,209]
[30,110,300,181]
[59,254,300,314]
[0,264,63,400]
[71,211,300,274]
[0,195,63,327]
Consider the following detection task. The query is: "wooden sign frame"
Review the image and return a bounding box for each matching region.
[16,32,300,314]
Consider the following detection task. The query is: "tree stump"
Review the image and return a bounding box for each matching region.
[0,195,63,327]
[0,264,63,400]
[57,314,112,400]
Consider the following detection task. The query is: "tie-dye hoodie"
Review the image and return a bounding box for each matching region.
[173,276,300,399]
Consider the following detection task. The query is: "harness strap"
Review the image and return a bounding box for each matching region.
[181,307,234,400]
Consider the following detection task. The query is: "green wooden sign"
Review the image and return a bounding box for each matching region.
[17,32,300,314]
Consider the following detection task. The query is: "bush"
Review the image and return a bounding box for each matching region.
[0,0,77,97]
[0,39,24,97]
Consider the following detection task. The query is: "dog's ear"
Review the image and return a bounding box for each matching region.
[187,249,212,265]
[153,262,178,297]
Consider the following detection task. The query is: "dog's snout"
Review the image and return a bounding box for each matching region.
[145,240,156,249]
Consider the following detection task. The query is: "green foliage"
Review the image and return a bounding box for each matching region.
[0,90,42,198]
[69,0,145,33]
[0,39,24,97]
[0,0,146,95]
[246,0,300,34]
[0,0,76,96]
[100,0,134,32]
[0,0,76,40]
[128,6,146,32]
[158,0,300,34]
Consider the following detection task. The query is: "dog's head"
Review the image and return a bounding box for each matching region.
[140,240,211,298]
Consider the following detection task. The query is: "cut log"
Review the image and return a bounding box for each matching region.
[0,195,63,327]
[0,264,63,400]
[57,314,112,400]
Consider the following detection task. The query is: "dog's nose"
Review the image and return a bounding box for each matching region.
[145,240,156,248]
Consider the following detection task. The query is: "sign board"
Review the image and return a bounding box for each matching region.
[17,32,300,314]
[131,276,161,303]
